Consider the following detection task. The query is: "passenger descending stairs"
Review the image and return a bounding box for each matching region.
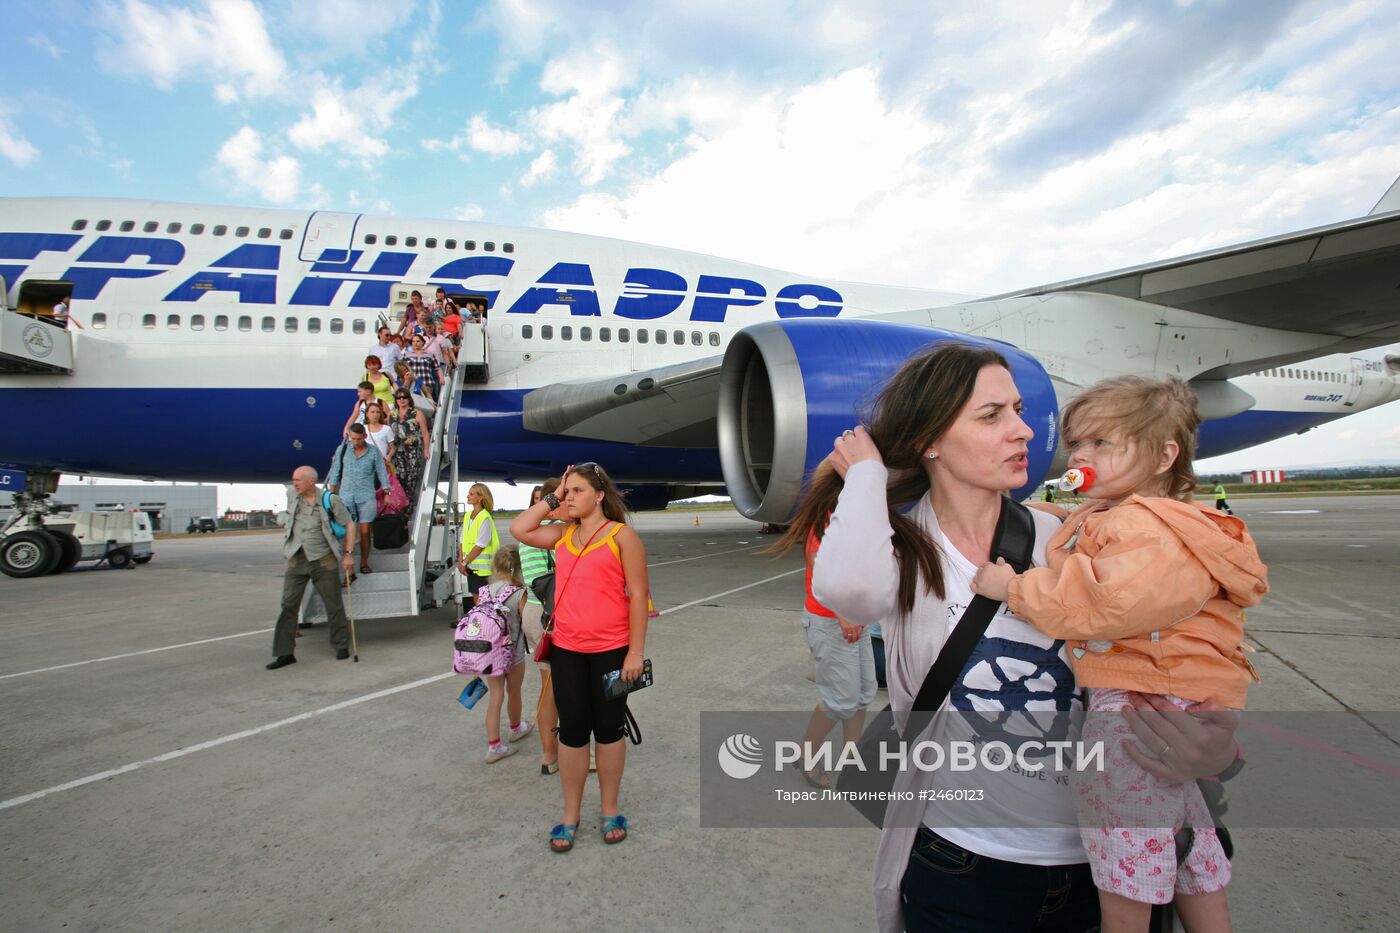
[300,358,469,625]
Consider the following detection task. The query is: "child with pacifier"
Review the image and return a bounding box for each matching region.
[973,375,1267,933]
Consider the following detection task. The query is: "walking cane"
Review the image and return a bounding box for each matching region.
[345,567,360,662]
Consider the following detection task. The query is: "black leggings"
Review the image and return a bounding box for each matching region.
[551,644,630,748]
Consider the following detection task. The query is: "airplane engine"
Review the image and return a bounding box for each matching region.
[717,319,1059,523]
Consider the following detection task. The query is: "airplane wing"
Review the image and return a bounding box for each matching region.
[987,209,1400,343]
[521,355,721,447]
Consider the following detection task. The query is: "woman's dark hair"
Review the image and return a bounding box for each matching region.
[776,343,1011,614]
[568,463,629,524]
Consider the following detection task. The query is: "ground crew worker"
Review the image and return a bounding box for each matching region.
[1213,482,1234,514]
[458,482,499,610]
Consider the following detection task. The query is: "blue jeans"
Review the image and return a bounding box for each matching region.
[900,828,1100,932]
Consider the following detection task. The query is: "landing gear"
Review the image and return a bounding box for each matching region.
[0,530,59,578]
[42,528,82,574]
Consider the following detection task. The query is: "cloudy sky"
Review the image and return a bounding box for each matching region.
[3,0,1398,509]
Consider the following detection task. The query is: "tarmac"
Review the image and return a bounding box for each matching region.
[1,494,1397,932]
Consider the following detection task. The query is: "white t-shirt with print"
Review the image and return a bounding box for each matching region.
[922,525,1087,865]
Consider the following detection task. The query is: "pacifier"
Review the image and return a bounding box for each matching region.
[1056,466,1096,492]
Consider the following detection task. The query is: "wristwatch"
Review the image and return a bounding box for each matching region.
[543,493,560,510]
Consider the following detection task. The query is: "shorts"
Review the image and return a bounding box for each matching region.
[802,611,876,720]
[1076,687,1231,904]
[522,600,549,671]
[550,644,629,747]
[340,489,377,524]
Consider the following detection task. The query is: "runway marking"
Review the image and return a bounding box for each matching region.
[0,544,767,681]
[0,569,802,812]
[1263,509,1322,514]
[0,629,275,681]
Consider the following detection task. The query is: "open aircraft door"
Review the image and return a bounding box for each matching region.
[299,211,360,262]
[1344,357,1367,406]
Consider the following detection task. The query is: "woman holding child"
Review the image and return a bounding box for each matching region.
[793,343,1247,932]
[511,463,649,853]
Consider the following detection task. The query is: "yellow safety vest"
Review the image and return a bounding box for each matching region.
[461,508,499,577]
[1213,484,1227,500]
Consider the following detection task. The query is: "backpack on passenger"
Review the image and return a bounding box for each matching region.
[453,584,520,677]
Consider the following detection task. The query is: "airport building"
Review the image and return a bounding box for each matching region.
[0,483,217,534]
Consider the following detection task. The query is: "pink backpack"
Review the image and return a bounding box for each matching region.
[453,584,520,676]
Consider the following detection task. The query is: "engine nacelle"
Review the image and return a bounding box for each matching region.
[717,319,1059,522]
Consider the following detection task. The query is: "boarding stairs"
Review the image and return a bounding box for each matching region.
[0,303,74,375]
[299,357,469,625]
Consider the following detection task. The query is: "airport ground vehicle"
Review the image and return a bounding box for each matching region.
[187,517,217,534]
[0,504,153,577]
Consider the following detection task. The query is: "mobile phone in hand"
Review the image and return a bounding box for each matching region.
[602,658,653,700]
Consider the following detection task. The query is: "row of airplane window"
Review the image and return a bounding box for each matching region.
[520,323,722,347]
[1260,367,1355,384]
[66,218,517,254]
[89,312,368,335]
[71,218,295,239]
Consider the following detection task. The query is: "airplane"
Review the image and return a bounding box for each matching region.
[1,182,1398,528]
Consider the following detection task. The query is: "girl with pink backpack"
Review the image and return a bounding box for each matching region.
[456,546,532,763]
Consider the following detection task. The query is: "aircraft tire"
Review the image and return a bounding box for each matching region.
[108,547,133,569]
[0,531,59,579]
[42,529,82,574]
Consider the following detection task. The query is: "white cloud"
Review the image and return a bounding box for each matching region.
[285,0,413,54]
[468,114,528,156]
[0,110,38,167]
[102,0,287,101]
[27,34,61,58]
[215,126,304,204]
[453,203,485,221]
[521,149,557,187]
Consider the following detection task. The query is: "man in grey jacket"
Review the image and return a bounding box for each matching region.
[267,465,357,670]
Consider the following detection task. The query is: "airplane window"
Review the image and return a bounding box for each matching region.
[655,330,666,344]
[426,238,437,248]
[262,316,275,332]
[691,331,701,346]
[674,330,684,345]
[330,318,344,334]
[91,312,107,328]
[522,325,533,339]
[561,326,573,340]
[365,234,378,245]
[280,228,293,240]
[213,225,228,236]
[257,228,272,239]
[581,326,592,341]
[636,329,647,344]
[485,242,496,252]
[190,314,205,331]
[352,319,366,335]
[96,220,112,231]
[600,327,611,342]
[167,222,182,233]
[235,226,250,238]
[142,314,156,328]
[406,237,418,247]
[504,243,515,253]
[284,317,298,332]
[214,315,229,331]
[238,316,252,331]
[385,235,398,245]
[618,328,629,343]
[166,314,180,330]
[445,239,457,249]
[308,318,321,334]
[465,240,476,250]
[191,223,205,234]
[144,221,158,233]
[120,220,135,231]
[71,219,88,231]
[541,325,553,339]
[709,332,720,346]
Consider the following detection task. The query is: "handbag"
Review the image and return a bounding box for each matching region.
[533,521,611,663]
[838,495,1035,827]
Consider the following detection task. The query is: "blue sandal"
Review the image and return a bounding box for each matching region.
[549,823,577,853]
[601,814,628,845]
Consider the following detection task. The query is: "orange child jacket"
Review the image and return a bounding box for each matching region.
[1007,495,1268,708]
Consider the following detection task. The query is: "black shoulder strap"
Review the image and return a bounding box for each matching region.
[909,496,1035,714]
